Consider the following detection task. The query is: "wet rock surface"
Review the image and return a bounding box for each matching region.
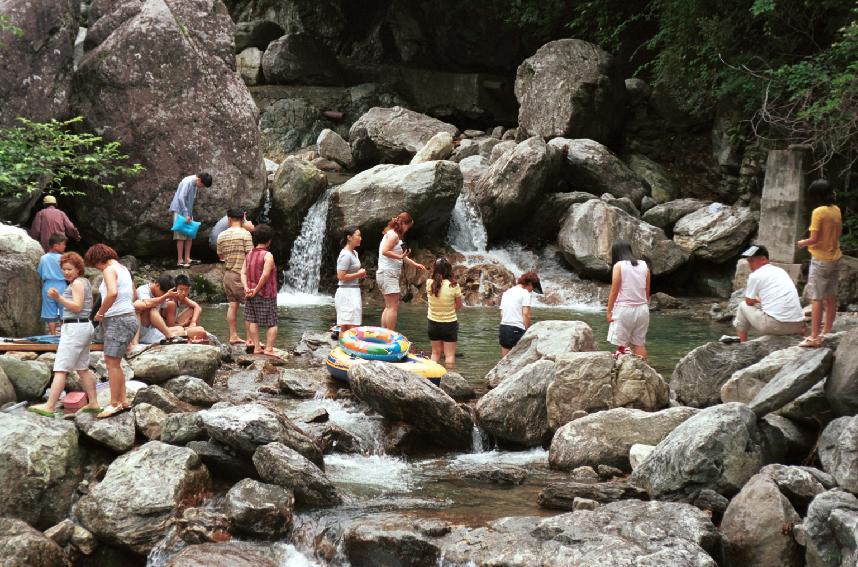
[253,442,340,507]
[76,441,210,555]
[0,517,66,567]
[129,345,221,384]
[224,478,294,538]
[0,412,81,528]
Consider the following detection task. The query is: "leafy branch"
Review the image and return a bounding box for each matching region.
[0,117,144,199]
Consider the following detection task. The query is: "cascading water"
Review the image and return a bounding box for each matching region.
[446,197,605,310]
[446,194,487,252]
[278,189,334,306]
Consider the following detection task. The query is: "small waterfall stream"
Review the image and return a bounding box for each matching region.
[278,189,334,306]
[446,196,605,310]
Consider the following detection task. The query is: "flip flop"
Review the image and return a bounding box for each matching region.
[798,337,822,348]
[228,339,246,345]
[27,404,55,418]
[78,406,104,414]
[96,404,128,419]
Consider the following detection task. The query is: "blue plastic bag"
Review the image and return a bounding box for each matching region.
[171,216,202,238]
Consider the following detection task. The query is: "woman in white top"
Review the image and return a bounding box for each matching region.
[377,212,426,330]
[606,240,651,360]
[335,226,367,332]
[498,272,542,357]
[85,243,139,418]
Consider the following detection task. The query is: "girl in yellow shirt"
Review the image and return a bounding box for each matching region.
[426,257,463,369]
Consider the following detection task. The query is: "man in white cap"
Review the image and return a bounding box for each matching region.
[29,195,81,251]
[733,244,806,342]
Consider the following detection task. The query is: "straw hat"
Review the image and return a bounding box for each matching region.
[42,195,57,205]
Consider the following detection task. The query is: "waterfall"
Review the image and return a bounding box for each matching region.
[445,196,604,310]
[447,194,487,253]
[278,189,334,306]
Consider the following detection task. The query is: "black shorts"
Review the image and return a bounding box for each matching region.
[499,324,525,349]
[428,320,459,342]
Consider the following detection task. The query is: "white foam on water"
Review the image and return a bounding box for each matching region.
[448,447,549,468]
[325,453,416,492]
[274,543,322,567]
[276,290,334,307]
[279,188,334,303]
[291,398,385,454]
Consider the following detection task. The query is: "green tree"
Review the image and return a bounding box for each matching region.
[0,117,144,199]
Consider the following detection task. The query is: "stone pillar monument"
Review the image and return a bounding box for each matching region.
[757,147,811,265]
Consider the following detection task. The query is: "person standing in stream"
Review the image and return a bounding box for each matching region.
[169,172,212,268]
[335,226,366,333]
[241,224,279,356]
[377,212,426,330]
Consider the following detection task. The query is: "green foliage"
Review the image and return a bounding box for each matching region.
[0,13,23,48]
[0,117,144,199]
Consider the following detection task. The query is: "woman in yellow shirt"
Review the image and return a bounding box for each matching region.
[798,178,842,347]
[426,257,463,370]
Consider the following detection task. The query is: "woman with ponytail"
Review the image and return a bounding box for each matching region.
[426,256,462,369]
[377,212,425,330]
[335,226,366,332]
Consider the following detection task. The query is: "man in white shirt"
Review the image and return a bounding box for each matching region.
[499,272,543,356]
[734,245,806,342]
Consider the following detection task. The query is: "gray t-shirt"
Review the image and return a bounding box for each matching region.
[336,248,361,287]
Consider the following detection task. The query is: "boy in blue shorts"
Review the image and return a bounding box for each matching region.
[38,233,68,335]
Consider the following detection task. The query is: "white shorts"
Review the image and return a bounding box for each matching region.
[335,287,362,326]
[376,270,401,296]
[608,304,650,347]
[54,322,94,372]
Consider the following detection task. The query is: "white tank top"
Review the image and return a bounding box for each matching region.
[616,260,649,306]
[99,261,135,317]
[377,230,403,273]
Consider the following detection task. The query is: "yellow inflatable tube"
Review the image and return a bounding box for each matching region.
[325,346,446,384]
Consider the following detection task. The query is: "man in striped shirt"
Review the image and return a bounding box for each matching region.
[217,208,254,345]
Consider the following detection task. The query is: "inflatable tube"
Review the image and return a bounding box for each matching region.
[339,326,411,362]
[325,347,445,385]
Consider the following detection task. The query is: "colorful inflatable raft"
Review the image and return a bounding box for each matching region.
[325,346,446,384]
[339,326,411,362]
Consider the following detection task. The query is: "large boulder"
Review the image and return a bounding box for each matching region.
[673,203,756,262]
[439,501,721,565]
[198,402,323,467]
[0,518,66,567]
[641,198,711,232]
[317,128,353,169]
[261,31,341,85]
[77,441,210,555]
[411,131,454,164]
[545,352,670,428]
[819,416,858,494]
[826,329,858,416]
[164,375,220,406]
[166,542,277,567]
[348,106,458,168]
[471,136,561,239]
[631,403,766,500]
[0,0,79,127]
[224,478,294,538]
[476,359,556,447]
[0,224,43,336]
[719,473,803,567]
[0,412,81,528]
[348,361,473,450]
[548,138,647,205]
[128,345,220,384]
[558,199,690,280]
[70,0,266,256]
[748,348,834,416]
[485,320,595,388]
[721,345,813,404]
[327,160,462,251]
[252,442,340,507]
[0,355,51,401]
[514,39,625,144]
[268,156,328,259]
[804,489,858,567]
[672,335,797,408]
[0,366,16,404]
[624,153,678,203]
[549,407,698,472]
[75,410,136,452]
[343,513,446,567]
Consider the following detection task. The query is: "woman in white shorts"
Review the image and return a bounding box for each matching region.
[335,226,367,332]
[606,240,651,360]
[377,212,426,330]
[28,252,101,417]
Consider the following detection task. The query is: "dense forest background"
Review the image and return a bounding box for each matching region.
[505,0,857,249]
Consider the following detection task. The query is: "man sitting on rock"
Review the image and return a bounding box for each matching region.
[733,245,806,342]
[133,274,181,345]
[165,274,203,330]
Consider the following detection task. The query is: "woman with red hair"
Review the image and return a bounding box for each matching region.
[85,243,138,418]
[28,252,101,417]
[377,212,425,330]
